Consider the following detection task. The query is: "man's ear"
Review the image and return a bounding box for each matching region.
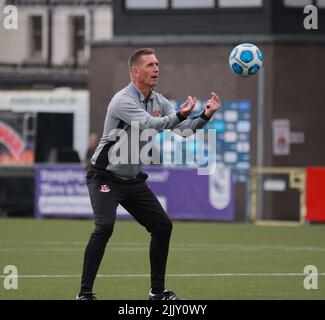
[131,65,139,78]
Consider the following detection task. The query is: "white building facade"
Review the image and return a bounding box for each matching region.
[0,0,113,66]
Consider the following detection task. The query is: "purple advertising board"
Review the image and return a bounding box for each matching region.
[35,165,91,218]
[145,167,235,221]
[35,165,235,221]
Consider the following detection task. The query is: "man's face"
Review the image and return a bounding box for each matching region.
[133,54,159,88]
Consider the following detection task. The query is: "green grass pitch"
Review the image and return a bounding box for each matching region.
[0,218,324,300]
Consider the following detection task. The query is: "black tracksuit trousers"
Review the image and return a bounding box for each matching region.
[81,166,173,294]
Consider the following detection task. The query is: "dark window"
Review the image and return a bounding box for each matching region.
[72,16,85,52]
[71,16,85,66]
[30,16,43,57]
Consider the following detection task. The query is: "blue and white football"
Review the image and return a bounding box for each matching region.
[229,43,263,77]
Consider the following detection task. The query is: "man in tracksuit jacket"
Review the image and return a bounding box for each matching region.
[76,48,221,300]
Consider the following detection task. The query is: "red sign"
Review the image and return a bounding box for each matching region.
[0,121,24,158]
[306,167,325,222]
[0,116,34,165]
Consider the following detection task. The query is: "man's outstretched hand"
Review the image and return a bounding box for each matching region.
[204,92,221,118]
[179,96,197,118]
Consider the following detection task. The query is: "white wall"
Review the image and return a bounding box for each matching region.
[94,7,113,40]
[52,6,92,65]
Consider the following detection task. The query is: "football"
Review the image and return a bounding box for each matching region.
[229,43,263,77]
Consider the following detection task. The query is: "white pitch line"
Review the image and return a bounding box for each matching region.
[1,245,325,252]
[1,242,325,252]
[0,273,324,279]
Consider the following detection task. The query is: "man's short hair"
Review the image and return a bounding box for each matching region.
[128,48,156,70]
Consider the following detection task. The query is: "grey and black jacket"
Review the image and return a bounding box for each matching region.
[91,82,211,178]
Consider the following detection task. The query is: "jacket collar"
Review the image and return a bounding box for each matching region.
[129,82,153,102]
